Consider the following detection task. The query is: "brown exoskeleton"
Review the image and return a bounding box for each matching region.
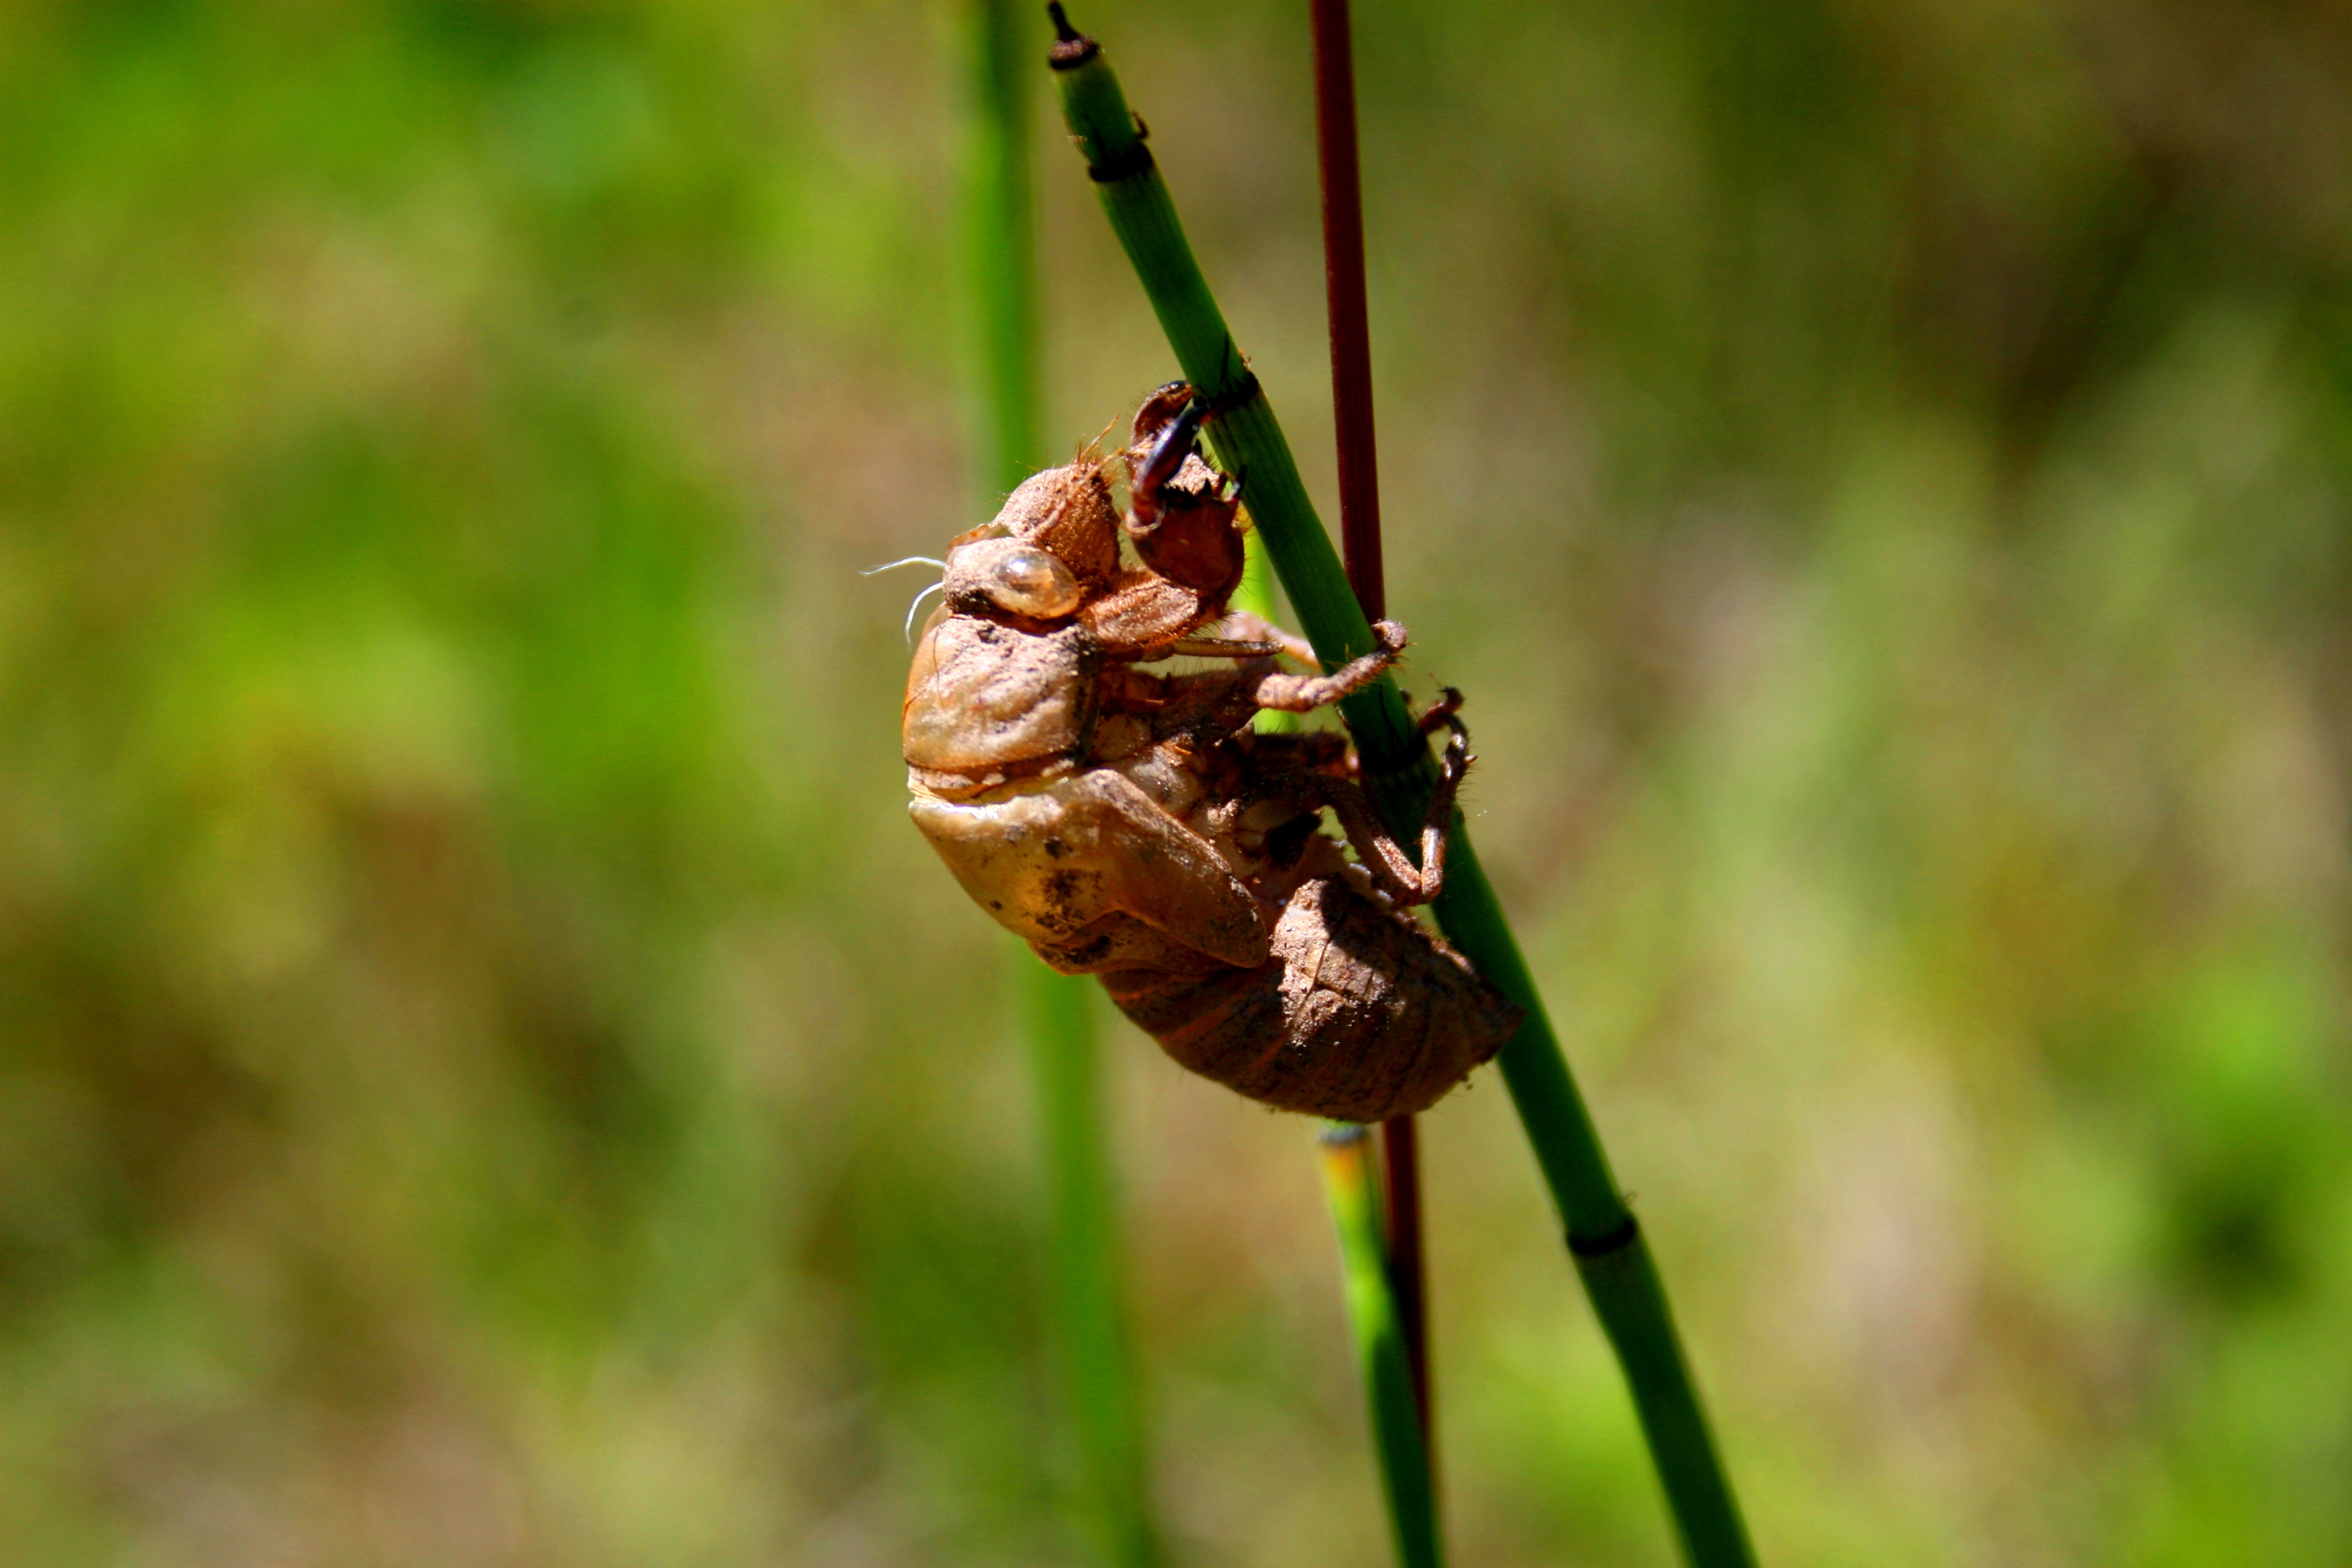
[901,387,1521,1121]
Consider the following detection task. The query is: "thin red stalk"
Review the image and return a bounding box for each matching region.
[1310,0,1430,1455]
[1379,1114,1429,1431]
[1310,0,1383,622]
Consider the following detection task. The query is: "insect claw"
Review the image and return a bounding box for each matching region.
[1127,395,1211,534]
[1130,381,1195,448]
[1414,685,1466,737]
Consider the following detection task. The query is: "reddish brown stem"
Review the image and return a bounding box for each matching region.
[1379,1114,1430,1430]
[1312,0,1384,624]
[1310,0,1430,1463]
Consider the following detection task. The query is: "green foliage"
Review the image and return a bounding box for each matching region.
[1,1,2349,1565]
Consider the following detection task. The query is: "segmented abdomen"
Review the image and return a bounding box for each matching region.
[1098,875,1522,1122]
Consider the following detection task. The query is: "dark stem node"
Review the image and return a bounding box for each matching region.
[1086,136,1155,184]
[1045,3,1095,67]
[1567,1214,1642,1259]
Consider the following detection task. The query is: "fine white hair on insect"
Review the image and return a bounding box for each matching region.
[861,556,947,576]
[902,581,946,642]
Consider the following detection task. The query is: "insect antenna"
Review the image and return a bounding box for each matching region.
[901,581,947,642]
[859,557,950,642]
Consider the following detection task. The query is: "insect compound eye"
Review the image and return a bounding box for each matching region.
[989,546,1083,618]
[943,536,1084,621]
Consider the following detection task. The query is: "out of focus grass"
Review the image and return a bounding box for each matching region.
[2,2,2348,1565]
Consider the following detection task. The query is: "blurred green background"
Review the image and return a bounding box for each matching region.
[4,0,2349,1563]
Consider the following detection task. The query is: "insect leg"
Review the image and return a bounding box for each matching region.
[1118,659,1284,741]
[1415,685,1465,737]
[1208,611,1318,665]
[1129,381,1194,448]
[1128,397,1208,532]
[1251,619,1408,712]
[1166,634,1288,660]
[1246,703,1471,908]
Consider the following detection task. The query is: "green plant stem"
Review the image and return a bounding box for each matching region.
[1318,1123,1444,1568]
[1046,15,1755,1566]
[968,0,1037,494]
[967,6,1159,1565]
[1241,538,1440,1568]
[1020,960,1159,1568]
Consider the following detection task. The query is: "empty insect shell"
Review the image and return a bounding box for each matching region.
[1098,873,1522,1123]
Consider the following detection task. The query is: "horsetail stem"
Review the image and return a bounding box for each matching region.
[1046,11,1757,1565]
[1319,1122,1444,1568]
[1235,536,1438,1565]
[1019,962,1159,1568]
